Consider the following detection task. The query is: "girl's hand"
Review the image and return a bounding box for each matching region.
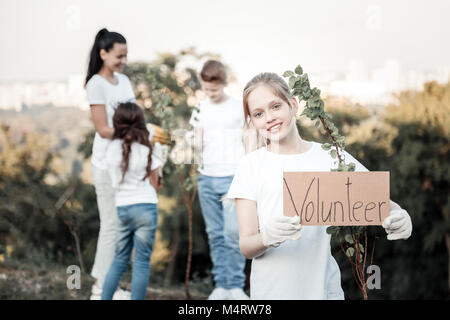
[150,167,163,192]
[382,209,412,240]
[261,215,302,248]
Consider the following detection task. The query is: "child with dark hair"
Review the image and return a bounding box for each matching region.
[101,102,162,300]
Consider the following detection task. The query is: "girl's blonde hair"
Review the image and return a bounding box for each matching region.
[242,72,294,153]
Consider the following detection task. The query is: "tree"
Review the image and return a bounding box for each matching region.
[0,124,99,270]
[382,81,450,297]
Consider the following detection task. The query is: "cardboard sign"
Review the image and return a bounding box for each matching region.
[283,172,390,226]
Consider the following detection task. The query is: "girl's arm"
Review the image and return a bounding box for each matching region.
[90,105,114,139]
[150,167,163,192]
[235,198,267,259]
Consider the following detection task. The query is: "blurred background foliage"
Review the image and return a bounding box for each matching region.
[0,49,448,299]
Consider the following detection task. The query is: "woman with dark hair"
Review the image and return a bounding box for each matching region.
[102,102,162,300]
[85,28,135,300]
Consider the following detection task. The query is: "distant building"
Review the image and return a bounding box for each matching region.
[0,66,449,111]
[0,74,89,111]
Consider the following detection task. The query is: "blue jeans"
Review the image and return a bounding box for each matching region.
[197,175,246,289]
[101,203,158,300]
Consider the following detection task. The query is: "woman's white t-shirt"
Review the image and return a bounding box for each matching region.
[106,140,162,207]
[85,73,135,170]
[227,141,369,300]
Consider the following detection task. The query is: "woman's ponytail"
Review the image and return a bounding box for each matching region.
[84,28,126,87]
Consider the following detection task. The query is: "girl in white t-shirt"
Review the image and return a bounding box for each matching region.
[84,28,135,299]
[101,102,162,300]
[226,72,413,299]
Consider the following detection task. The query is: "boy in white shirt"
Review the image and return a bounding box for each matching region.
[189,60,248,300]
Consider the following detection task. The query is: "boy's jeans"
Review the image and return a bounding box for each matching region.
[101,203,158,300]
[197,175,246,289]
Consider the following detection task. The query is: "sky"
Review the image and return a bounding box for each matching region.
[1,0,449,85]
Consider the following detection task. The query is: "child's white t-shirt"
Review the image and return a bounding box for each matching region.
[85,73,135,170]
[227,141,369,300]
[189,96,245,177]
[106,140,162,207]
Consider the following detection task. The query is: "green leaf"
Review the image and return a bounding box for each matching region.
[321,143,332,151]
[315,120,320,127]
[338,162,347,171]
[289,76,296,89]
[330,149,337,159]
[344,234,354,244]
[326,226,338,235]
[346,247,355,257]
[295,65,303,75]
[332,127,339,135]
[283,70,294,77]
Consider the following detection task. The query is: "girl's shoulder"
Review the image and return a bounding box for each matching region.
[85,74,103,89]
[108,140,151,157]
[130,142,152,156]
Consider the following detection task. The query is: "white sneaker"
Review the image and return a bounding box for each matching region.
[112,289,131,300]
[89,283,131,300]
[89,283,102,300]
[208,287,229,300]
[227,288,250,300]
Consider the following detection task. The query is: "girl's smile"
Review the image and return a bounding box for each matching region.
[267,121,283,133]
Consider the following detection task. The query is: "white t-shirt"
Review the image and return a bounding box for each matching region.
[106,139,162,207]
[227,141,369,300]
[189,96,245,177]
[85,73,136,170]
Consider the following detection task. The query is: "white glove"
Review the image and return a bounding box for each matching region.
[153,142,169,167]
[382,209,412,240]
[260,215,302,248]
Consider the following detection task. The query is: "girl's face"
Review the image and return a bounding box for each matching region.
[247,84,298,143]
[100,43,128,73]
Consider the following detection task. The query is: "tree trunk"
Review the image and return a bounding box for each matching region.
[164,226,179,287]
